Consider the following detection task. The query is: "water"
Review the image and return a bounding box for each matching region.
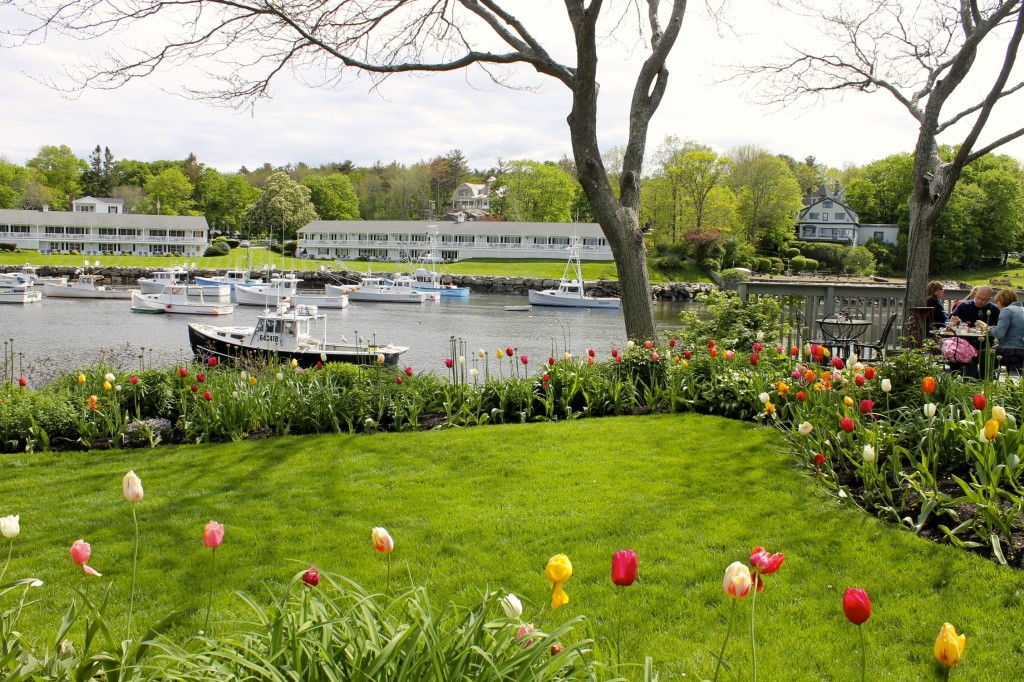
[2,294,693,384]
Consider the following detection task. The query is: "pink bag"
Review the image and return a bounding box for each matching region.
[941,337,978,363]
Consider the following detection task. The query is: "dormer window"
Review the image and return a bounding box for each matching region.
[823,200,833,208]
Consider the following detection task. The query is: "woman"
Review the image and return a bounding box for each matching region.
[926,280,948,326]
[990,288,1024,369]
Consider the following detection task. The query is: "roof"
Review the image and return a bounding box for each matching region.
[797,197,859,223]
[0,209,209,229]
[74,196,125,205]
[299,220,607,238]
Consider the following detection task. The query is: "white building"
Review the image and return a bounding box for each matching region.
[796,185,898,246]
[73,196,125,214]
[451,178,495,211]
[0,207,209,256]
[297,220,613,262]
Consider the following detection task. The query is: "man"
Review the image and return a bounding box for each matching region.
[950,285,1000,378]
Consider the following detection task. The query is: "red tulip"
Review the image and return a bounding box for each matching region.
[521,355,529,365]
[588,348,595,357]
[841,417,855,433]
[724,349,735,360]
[129,376,139,385]
[710,348,719,358]
[973,394,986,410]
[775,343,784,354]
[831,357,845,370]
[404,366,414,377]
[796,391,806,402]
[550,643,565,656]
[749,353,759,365]
[684,350,692,360]
[302,565,321,587]
[611,549,638,586]
[615,355,623,363]
[395,376,403,384]
[843,588,871,625]
[179,367,188,377]
[506,347,514,358]
[814,453,826,467]
[18,377,26,387]
[191,384,198,393]
[207,356,218,367]
[708,339,716,348]
[316,361,323,370]
[854,375,865,387]
[860,399,873,414]
[790,346,799,356]
[202,520,224,549]
[542,373,550,382]
[864,366,876,380]
[611,348,618,357]
[444,358,453,368]
[750,547,784,575]
[196,372,206,383]
[549,356,556,365]
[651,352,660,362]
[922,376,936,394]
[644,340,653,350]
[669,338,677,348]
[202,390,212,401]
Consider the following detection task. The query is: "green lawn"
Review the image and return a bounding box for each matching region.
[938,261,1024,288]
[0,250,711,283]
[1,414,1020,680]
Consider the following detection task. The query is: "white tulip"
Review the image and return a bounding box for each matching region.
[0,514,19,539]
[863,444,876,463]
[123,471,144,503]
[993,406,1008,423]
[276,372,284,381]
[881,379,892,393]
[470,368,479,378]
[458,356,465,365]
[104,372,115,382]
[500,593,523,619]
[798,421,814,436]
[759,392,771,404]
[627,340,635,350]
[923,403,937,418]
[478,349,486,358]
[756,331,765,343]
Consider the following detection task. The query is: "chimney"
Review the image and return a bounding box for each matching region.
[41,204,49,212]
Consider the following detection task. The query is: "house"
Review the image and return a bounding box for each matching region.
[0,207,209,256]
[451,177,496,211]
[297,220,613,262]
[73,196,125,214]
[796,185,897,246]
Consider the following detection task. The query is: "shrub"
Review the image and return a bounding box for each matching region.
[204,241,231,257]
[673,289,783,350]
[842,246,877,275]
[720,268,751,283]
[783,247,801,259]
[0,242,16,252]
[791,255,809,272]
[792,241,848,271]
[699,257,721,272]
[225,238,240,249]
[769,257,784,272]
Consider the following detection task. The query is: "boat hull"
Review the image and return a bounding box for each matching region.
[327,284,424,303]
[416,285,471,298]
[43,283,136,299]
[188,323,407,367]
[528,289,621,309]
[0,289,43,304]
[291,292,350,309]
[132,291,234,315]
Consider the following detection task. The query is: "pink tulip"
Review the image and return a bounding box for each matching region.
[70,539,102,577]
[749,353,759,365]
[302,566,320,587]
[752,342,763,352]
[395,376,403,384]
[372,527,394,553]
[651,352,660,362]
[404,366,413,377]
[203,520,224,549]
[520,355,529,365]
[644,340,653,350]
[196,373,206,383]
[444,358,453,368]
[724,350,735,360]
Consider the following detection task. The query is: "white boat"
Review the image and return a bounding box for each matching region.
[131,286,235,315]
[234,275,301,306]
[291,290,350,309]
[43,274,138,300]
[408,267,471,298]
[194,269,259,290]
[0,264,66,288]
[0,284,43,304]
[188,303,409,367]
[138,267,188,294]
[327,276,426,303]
[527,240,621,309]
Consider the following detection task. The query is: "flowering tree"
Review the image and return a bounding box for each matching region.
[0,0,707,340]
[740,0,1024,307]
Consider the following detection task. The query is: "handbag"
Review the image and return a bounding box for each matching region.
[941,336,978,363]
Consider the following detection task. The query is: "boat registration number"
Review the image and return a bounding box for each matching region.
[257,333,280,342]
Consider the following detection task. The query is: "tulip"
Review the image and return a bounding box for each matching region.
[376,354,385,365]
[470,368,478,378]
[651,352,660,362]
[923,403,937,418]
[444,358,453,368]
[77,373,86,384]
[191,384,198,393]
[790,345,799,356]
[203,520,224,549]
[70,539,102,577]
[759,392,771,404]
[749,353,759,365]
[973,394,986,410]
[611,549,638,586]
[123,471,144,503]
[796,390,806,402]
[753,342,763,352]
[922,376,936,394]
[798,421,813,436]
[179,367,188,377]
[831,357,845,370]
[395,376,403,384]
[496,348,504,359]
[87,395,98,410]
[983,418,999,441]
[708,339,716,348]
[844,396,854,407]
[516,623,535,644]
[372,527,393,553]
[546,554,572,609]
[993,405,1007,423]
[208,356,218,367]
[275,372,284,381]
[521,355,529,365]
[864,366,876,379]
[863,444,876,463]
[710,347,719,358]
[0,514,18,539]
[855,375,865,387]
[615,355,622,363]
[129,375,139,385]
[196,372,206,383]
[843,588,871,625]
[506,347,514,357]
[477,348,485,358]
[684,350,692,360]
[881,378,892,393]
[500,593,523,619]
[203,390,212,401]
[934,623,966,667]
[302,566,320,587]
[290,358,298,367]
[764,401,776,415]
[670,338,678,347]
[563,352,572,361]
[404,366,414,377]
[103,380,112,391]
[775,381,789,395]
[775,343,784,354]
[248,376,257,386]
[841,417,855,433]
[814,452,826,473]
[611,348,619,357]
[724,350,735,360]
[749,547,784,576]
[722,561,752,600]
[860,399,873,414]
[551,643,565,656]
[644,340,653,350]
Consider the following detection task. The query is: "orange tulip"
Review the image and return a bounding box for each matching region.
[922,376,936,394]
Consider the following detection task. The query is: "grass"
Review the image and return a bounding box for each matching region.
[0,250,711,283]
[2,413,1021,680]
[938,261,1024,288]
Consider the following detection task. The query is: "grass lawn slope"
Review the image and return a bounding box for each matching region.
[3,414,1022,680]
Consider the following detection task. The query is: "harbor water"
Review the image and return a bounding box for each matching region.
[3,294,694,384]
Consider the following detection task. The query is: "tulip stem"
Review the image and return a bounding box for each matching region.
[750,580,758,682]
[712,600,736,682]
[386,554,391,596]
[203,549,216,635]
[127,506,139,635]
[615,586,624,670]
[0,540,12,583]
[859,624,866,682]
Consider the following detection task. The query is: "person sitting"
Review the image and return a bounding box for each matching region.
[991,288,1024,371]
[953,286,978,309]
[951,285,1000,329]
[926,280,949,326]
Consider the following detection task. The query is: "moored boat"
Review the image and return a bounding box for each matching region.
[43,274,138,300]
[138,267,188,294]
[234,275,301,306]
[0,284,43,304]
[0,264,67,288]
[527,240,621,309]
[194,269,259,290]
[327,276,426,303]
[291,290,350,309]
[131,287,235,315]
[188,303,408,367]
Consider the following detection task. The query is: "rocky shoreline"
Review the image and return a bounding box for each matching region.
[7,265,716,301]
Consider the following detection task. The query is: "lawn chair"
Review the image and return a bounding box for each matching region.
[853,312,899,361]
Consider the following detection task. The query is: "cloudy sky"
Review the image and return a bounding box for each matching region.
[1,1,1021,174]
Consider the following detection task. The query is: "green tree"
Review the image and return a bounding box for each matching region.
[668,144,729,232]
[301,173,360,220]
[81,145,115,197]
[729,148,802,250]
[491,160,576,222]
[844,153,915,225]
[138,167,197,215]
[26,144,85,209]
[241,171,318,240]
[112,159,154,188]
[0,159,32,209]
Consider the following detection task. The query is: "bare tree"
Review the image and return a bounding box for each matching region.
[1,0,709,340]
[738,0,1024,307]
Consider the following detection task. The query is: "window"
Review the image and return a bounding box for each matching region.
[66,227,87,235]
[149,229,167,238]
[118,229,138,236]
[582,237,607,247]
[802,226,816,236]
[107,206,118,213]
[76,205,95,212]
[834,213,845,221]
[809,212,819,220]
[45,226,65,234]
[822,213,829,221]
[823,200,833,208]
[98,228,117,236]
[500,235,522,244]
[874,231,884,240]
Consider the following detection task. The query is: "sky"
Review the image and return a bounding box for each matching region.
[0,1,1021,175]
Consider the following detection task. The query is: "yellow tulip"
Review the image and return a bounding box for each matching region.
[983,419,1000,441]
[290,359,298,368]
[934,622,966,667]
[722,561,752,600]
[248,376,257,386]
[843,396,854,408]
[680,359,689,368]
[496,348,504,359]
[77,374,86,384]
[103,380,112,391]
[992,406,1007,423]
[545,554,573,609]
